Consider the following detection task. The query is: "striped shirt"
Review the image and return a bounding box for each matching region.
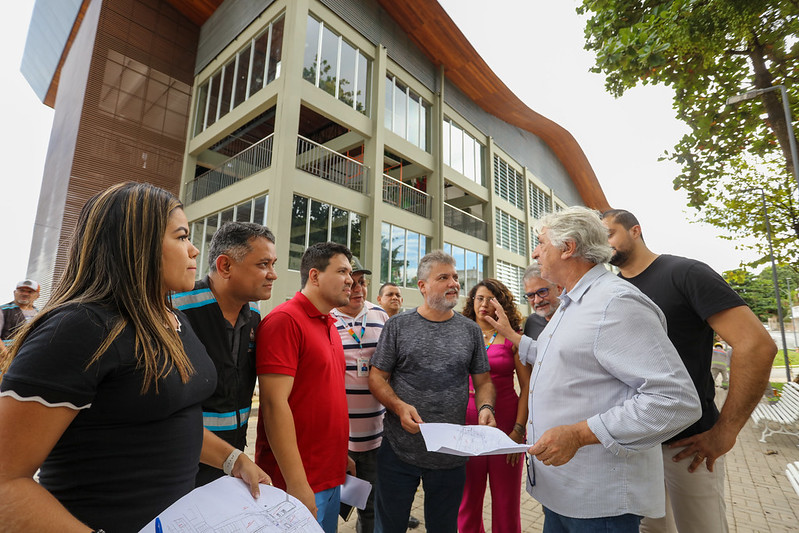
[332,301,389,452]
[518,264,700,519]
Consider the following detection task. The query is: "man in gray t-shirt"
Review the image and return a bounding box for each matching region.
[369,250,495,533]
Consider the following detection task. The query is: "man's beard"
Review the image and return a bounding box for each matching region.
[428,291,458,312]
[609,248,629,267]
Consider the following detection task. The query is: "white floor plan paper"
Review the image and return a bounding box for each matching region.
[420,423,530,456]
[138,477,323,532]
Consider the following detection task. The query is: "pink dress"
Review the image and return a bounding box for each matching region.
[458,338,522,533]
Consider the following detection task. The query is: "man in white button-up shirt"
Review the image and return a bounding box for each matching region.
[487,206,700,533]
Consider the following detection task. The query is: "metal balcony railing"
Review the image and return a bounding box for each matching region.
[444,202,487,240]
[296,135,367,194]
[382,174,431,218]
[185,134,274,204]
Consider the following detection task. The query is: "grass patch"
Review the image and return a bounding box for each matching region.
[772,348,799,367]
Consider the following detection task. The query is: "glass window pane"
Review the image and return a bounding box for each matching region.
[193,82,208,135]
[338,40,356,107]
[251,31,268,95]
[476,141,485,186]
[356,52,369,114]
[330,207,348,245]
[236,199,252,222]
[303,16,321,84]
[406,231,419,286]
[308,199,330,246]
[442,119,450,165]
[289,195,308,270]
[391,225,406,286]
[384,75,393,130]
[253,195,266,225]
[420,234,427,257]
[381,223,391,284]
[393,81,406,137]
[408,93,420,147]
[350,212,362,260]
[320,26,339,96]
[268,16,284,83]
[420,101,429,152]
[219,60,235,118]
[452,245,466,296]
[234,45,250,107]
[463,132,475,181]
[443,242,451,256]
[221,207,234,225]
[477,253,484,284]
[202,215,219,278]
[207,72,220,127]
[466,250,478,293]
[450,122,463,173]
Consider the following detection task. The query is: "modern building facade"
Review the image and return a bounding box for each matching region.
[22,0,609,310]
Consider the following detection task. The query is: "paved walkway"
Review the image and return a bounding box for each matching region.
[246,387,799,532]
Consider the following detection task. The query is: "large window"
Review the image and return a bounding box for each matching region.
[495,208,526,256]
[303,15,371,114]
[380,223,428,288]
[443,243,485,296]
[529,182,552,220]
[496,260,525,303]
[385,74,430,151]
[443,118,485,185]
[190,195,268,279]
[289,195,363,270]
[193,14,284,136]
[494,155,525,210]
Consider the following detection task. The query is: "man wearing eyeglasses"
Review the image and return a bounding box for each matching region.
[522,264,563,340]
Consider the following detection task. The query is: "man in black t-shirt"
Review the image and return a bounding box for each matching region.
[602,209,776,533]
[521,264,562,339]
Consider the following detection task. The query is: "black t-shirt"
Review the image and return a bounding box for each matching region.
[0,303,216,532]
[523,313,549,340]
[620,255,745,441]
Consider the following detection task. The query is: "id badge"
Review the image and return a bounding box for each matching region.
[357,356,370,377]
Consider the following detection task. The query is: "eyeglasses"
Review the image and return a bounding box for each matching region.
[524,287,550,300]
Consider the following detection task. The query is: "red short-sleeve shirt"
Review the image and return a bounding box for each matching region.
[254,292,348,492]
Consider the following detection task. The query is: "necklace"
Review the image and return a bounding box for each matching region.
[480,328,495,338]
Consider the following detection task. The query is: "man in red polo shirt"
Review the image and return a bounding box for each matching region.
[255,242,353,532]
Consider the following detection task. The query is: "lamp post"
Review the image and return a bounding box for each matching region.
[744,188,792,381]
[726,84,799,194]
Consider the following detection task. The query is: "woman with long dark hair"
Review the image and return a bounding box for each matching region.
[0,182,269,532]
[459,278,530,533]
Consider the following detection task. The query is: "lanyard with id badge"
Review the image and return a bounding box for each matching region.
[338,314,370,377]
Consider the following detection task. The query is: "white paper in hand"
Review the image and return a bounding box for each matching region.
[420,423,530,456]
[139,476,323,532]
[340,474,372,510]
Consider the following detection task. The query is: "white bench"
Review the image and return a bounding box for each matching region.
[750,381,799,443]
[787,461,799,497]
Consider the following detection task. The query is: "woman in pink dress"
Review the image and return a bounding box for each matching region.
[459,278,530,533]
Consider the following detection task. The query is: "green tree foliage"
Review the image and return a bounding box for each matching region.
[578,0,799,266]
[724,264,799,320]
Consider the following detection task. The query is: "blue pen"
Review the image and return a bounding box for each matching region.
[155,517,163,533]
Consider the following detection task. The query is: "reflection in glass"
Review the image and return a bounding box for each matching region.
[303,16,321,84]
[394,81,406,138]
[330,207,348,245]
[338,40,356,107]
[221,207,234,225]
[408,94,420,147]
[207,73,220,127]
[236,199,252,222]
[320,26,339,97]
[442,120,450,166]
[251,31,268,95]
[308,200,330,246]
[391,225,406,286]
[406,231,419,286]
[356,53,369,113]
[202,214,219,279]
[350,213,362,260]
[466,250,478,294]
[452,245,466,296]
[381,223,391,284]
[234,46,250,107]
[253,195,267,225]
[219,59,234,119]
[267,17,284,83]
[463,134,475,182]
[289,196,308,270]
[384,76,393,130]
[450,122,463,174]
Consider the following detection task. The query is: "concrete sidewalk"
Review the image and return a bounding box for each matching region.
[246,387,799,531]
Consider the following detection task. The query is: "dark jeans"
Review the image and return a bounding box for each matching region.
[543,507,642,533]
[349,447,378,533]
[374,440,465,533]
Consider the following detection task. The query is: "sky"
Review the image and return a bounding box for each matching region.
[0,0,760,296]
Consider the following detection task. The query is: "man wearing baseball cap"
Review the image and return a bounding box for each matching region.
[1,280,41,356]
